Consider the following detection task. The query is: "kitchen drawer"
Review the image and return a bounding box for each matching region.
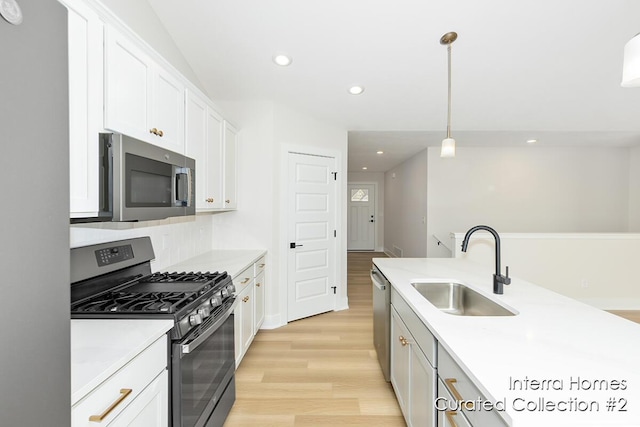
[437,378,472,427]
[391,288,436,367]
[438,346,509,427]
[72,335,168,426]
[233,265,253,292]
[254,256,266,277]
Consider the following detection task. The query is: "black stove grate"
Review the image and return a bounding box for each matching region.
[71,271,229,315]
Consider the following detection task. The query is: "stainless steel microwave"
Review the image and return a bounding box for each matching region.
[72,133,195,223]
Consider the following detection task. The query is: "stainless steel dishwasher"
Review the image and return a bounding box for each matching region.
[371,264,391,381]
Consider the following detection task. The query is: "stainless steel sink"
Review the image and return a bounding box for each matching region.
[411,281,516,316]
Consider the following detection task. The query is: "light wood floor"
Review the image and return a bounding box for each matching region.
[223,252,405,426]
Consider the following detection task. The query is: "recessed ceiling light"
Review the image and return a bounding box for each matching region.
[376,150,384,154]
[362,166,368,170]
[349,86,365,95]
[526,139,538,144]
[272,53,292,66]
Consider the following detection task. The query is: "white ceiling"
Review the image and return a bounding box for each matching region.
[147,0,640,172]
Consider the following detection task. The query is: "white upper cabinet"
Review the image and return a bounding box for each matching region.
[185,89,224,210]
[104,26,185,154]
[66,0,104,218]
[223,121,238,209]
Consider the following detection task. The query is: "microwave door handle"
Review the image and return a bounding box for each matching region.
[175,167,187,205]
[187,167,193,207]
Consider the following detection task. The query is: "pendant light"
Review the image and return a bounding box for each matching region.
[440,32,457,158]
[622,33,640,87]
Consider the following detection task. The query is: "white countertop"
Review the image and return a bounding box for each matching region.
[70,319,173,406]
[373,257,640,427]
[163,249,266,279]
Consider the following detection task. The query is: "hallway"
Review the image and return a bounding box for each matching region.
[223,252,405,426]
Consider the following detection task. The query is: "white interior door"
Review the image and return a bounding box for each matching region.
[287,152,337,322]
[347,183,375,250]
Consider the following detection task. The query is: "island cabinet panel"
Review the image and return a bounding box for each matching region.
[437,378,472,427]
[438,346,509,427]
[390,306,436,427]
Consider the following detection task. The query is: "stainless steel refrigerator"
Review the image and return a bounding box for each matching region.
[0,1,70,426]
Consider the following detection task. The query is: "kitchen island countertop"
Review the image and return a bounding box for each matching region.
[373,257,640,427]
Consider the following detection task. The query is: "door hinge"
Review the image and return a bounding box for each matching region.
[334,230,336,237]
[331,286,337,294]
[331,171,337,181]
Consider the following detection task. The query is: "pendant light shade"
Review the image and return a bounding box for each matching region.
[622,33,640,87]
[441,137,455,157]
[440,32,457,158]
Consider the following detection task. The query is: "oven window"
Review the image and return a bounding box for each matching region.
[125,153,172,207]
[176,314,235,427]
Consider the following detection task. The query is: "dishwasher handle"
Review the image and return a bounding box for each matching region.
[371,269,387,291]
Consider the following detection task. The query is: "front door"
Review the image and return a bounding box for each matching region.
[347,183,375,250]
[287,152,337,322]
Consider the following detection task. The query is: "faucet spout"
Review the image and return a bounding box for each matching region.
[461,225,511,294]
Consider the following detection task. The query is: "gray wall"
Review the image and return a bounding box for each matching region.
[383,149,429,257]
[0,1,70,425]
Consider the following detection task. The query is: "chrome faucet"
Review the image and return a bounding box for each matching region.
[461,225,511,294]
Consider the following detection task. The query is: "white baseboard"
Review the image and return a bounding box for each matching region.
[260,314,286,330]
[335,296,349,311]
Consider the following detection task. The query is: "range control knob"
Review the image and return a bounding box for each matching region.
[221,288,229,298]
[210,295,222,307]
[226,283,236,295]
[189,314,203,326]
[197,307,210,318]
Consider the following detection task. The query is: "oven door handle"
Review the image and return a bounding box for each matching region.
[181,298,238,355]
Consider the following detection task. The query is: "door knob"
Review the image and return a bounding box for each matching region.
[289,242,304,249]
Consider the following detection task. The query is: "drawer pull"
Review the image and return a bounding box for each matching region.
[259,263,266,268]
[225,199,231,204]
[88,388,132,422]
[399,335,408,346]
[445,378,464,401]
[243,296,250,302]
[445,411,459,427]
[241,277,250,284]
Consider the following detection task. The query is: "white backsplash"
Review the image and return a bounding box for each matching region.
[70,214,215,271]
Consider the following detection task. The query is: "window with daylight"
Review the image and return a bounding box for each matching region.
[351,188,369,202]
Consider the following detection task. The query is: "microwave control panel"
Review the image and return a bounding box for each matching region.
[95,244,134,267]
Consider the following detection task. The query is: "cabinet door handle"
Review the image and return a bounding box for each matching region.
[88,388,133,422]
[445,411,459,427]
[225,199,231,204]
[157,129,164,137]
[149,127,158,135]
[241,277,250,284]
[256,282,261,287]
[259,263,266,268]
[444,378,464,401]
[243,296,250,302]
[398,335,409,346]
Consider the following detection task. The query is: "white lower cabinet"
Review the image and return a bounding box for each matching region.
[390,305,436,427]
[234,266,255,367]
[72,335,168,427]
[233,255,267,367]
[254,270,265,331]
[108,370,168,427]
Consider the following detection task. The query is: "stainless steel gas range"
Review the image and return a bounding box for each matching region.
[71,237,236,427]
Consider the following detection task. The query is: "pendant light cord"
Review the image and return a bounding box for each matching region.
[446,43,452,139]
